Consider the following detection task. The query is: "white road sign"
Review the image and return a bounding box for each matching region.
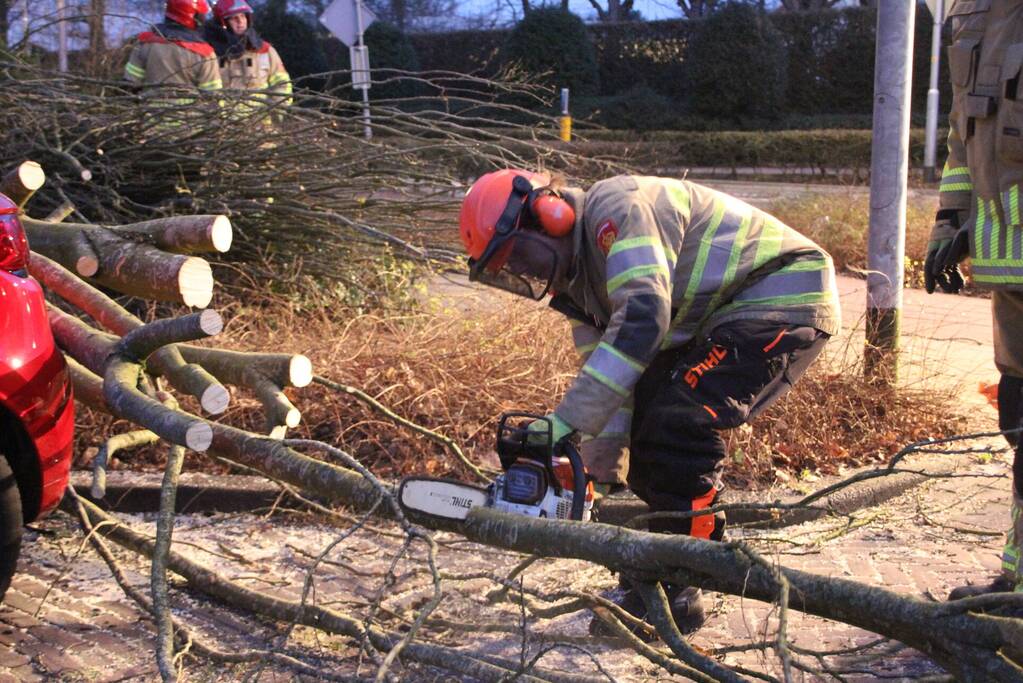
[319,0,377,48]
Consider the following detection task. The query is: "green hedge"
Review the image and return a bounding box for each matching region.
[686,4,787,122]
[255,0,328,88]
[409,5,953,128]
[501,8,600,97]
[561,128,948,171]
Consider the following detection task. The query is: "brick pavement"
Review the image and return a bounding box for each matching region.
[0,450,1011,681]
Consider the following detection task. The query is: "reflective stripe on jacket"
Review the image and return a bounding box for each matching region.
[943,0,1023,287]
[554,175,841,436]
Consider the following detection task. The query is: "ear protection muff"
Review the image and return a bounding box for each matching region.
[530,190,575,237]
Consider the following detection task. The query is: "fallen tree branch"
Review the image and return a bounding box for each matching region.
[67,488,363,682]
[33,252,228,413]
[66,494,605,683]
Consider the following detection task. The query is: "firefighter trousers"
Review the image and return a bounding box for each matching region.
[992,291,1023,585]
[628,319,829,540]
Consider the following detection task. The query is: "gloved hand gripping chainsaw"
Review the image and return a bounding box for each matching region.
[399,412,594,522]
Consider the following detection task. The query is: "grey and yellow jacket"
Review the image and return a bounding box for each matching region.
[938,0,1023,287]
[203,21,292,102]
[123,22,222,90]
[554,175,841,437]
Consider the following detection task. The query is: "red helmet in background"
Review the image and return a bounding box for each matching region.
[460,169,576,300]
[166,0,210,29]
[213,0,253,27]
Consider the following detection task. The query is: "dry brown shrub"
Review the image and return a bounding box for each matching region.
[765,191,953,290]
[74,286,969,489]
[722,355,968,489]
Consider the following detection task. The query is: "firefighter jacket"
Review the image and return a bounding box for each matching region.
[553,175,842,438]
[939,0,1023,288]
[204,22,292,103]
[220,44,291,101]
[123,22,222,90]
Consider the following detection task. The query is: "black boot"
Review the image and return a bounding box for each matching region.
[588,580,706,640]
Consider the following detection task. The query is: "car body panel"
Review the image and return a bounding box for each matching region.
[0,267,74,521]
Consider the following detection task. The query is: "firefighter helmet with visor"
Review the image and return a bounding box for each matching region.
[459,169,575,300]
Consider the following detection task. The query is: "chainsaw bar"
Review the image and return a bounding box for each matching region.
[398,477,490,522]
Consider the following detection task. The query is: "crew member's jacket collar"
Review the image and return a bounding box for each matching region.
[558,185,587,288]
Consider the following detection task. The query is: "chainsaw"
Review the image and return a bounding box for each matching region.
[399,412,594,522]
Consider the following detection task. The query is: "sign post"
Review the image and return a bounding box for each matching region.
[923,0,946,182]
[320,0,377,140]
[865,1,915,383]
[56,0,67,72]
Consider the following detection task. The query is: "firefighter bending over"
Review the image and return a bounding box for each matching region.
[459,170,841,636]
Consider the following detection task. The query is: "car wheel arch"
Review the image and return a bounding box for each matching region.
[0,405,42,523]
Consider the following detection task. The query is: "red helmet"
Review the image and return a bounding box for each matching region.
[459,170,574,262]
[460,169,575,300]
[166,0,210,29]
[213,0,252,27]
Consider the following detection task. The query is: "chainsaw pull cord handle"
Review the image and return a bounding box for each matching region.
[558,440,587,521]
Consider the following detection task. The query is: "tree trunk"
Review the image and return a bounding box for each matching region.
[88,0,105,55]
[0,0,10,49]
[392,0,407,32]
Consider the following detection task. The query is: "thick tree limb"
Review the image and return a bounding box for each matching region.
[458,509,1023,681]
[24,217,213,307]
[103,313,223,452]
[179,347,312,389]
[33,253,228,414]
[104,215,233,255]
[0,160,44,209]
[153,443,186,682]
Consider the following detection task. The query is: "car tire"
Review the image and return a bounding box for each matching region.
[0,453,23,603]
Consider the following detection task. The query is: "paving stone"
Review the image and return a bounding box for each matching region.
[0,667,44,683]
[0,591,40,615]
[0,649,30,669]
[16,637,84,676]
[0,609,42,630]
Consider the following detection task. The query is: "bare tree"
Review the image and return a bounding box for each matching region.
[586,0,635,23]
[88,0,105,54]
[0,0,10,46]
[678,0,719,18]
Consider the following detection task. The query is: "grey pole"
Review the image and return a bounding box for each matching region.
[866,0,915,382]
[356,0,372,141]
[923,0,945,183]
[56,0,67,72]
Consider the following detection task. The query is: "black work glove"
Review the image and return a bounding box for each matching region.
[924,209,968,294]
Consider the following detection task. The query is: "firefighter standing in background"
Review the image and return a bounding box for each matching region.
[926,1,1023,599]
[204,0,292,106]
[459,170,841,635]
[124,0,221,91]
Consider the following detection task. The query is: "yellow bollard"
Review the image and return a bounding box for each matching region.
[559,115,572,142]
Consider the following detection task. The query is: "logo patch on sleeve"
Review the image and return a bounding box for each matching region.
[595,219,618,256]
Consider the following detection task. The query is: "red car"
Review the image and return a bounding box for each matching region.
[0,193,74,602]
